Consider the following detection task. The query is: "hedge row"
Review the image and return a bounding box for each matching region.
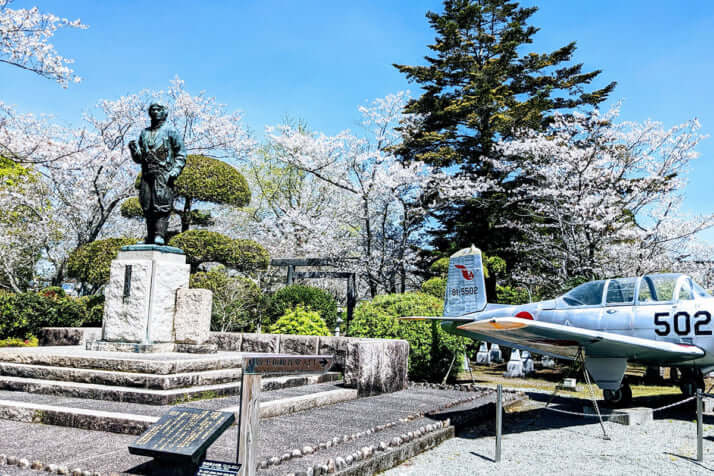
[0,289,103,340]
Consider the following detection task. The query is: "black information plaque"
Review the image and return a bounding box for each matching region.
[129,407,235,463]
[195,460,241,476]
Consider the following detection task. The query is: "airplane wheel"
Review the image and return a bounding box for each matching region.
[603,383,632,408]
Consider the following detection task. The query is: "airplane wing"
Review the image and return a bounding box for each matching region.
[401,315,475,323]
[457,317,704,363]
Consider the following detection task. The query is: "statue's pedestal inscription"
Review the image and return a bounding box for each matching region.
[129,406,235,475]
[91,245,213,351]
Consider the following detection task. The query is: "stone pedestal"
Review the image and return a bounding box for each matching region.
[94,245,212,352]
[504,349,524,378]
[476,342,490,365]
[489,344,502,363]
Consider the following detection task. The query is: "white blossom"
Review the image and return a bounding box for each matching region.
[0,0,86,87]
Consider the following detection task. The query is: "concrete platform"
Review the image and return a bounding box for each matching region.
[0,386,515,476]
[583,405,654,425]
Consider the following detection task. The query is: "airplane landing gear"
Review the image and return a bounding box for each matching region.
[603,382,632,407]
[678,368,704,397]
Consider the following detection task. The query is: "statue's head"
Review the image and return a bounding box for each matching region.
[147,103,168,122]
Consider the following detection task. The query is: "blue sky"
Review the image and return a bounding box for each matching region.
[2,1,714,237]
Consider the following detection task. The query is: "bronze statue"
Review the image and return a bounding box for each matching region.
[128,103,186,245]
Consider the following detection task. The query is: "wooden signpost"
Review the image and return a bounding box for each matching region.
[237,354,334,476]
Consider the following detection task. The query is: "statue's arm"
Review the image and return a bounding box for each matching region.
[129,133,143,164]
[169,130,187,179]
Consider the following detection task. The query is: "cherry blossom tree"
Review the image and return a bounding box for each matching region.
[0,0,86,87]
[492,107,712,292]
[0,159,55,291]
[262,93,480,296]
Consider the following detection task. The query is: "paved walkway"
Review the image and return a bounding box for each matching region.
[0,387,494,475]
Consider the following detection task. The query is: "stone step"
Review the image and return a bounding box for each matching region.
[0,375,244,405]
[0,347,245,374]
[0,387,359,435]
[0,362,243,390]
[0,372,343,406]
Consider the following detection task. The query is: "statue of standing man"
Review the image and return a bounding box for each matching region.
[128,103,186,245]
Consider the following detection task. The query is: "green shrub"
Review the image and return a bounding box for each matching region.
[168,230,269,273]
[0,336,38,347]
[269,305,331,336]
[347,292,464,382]
[67,237,139,293]
[421,277,446,299]
[40,286,66,298]
[175,155,251,208]
[0,292,100,339]
[496,285,531,305]
[430,257,449,277]
[190,268,262,332]
[267,285,338,330]
[120,196,143,218]
[81,294,105,327]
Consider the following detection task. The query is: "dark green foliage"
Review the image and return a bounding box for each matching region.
[430,258,449,277]
[347,293,464,382]
[175,155,250,208]
[395,0,616,271]
[270,305,331,336]
[168,230,269,273]
[39,286,66,298]
[120,197,143,218]
[190,268,262,332]
[122,155,250,232]
[267,285,338,330]
[66,237,139,293]
[495,285,530,305]
[0,291,100,339]
[421,277,446,299]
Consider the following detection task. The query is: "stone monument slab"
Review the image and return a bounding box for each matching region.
[174,288,212,344]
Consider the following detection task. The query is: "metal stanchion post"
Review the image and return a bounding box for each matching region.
[495,384,502,462]
[698,389,703,462]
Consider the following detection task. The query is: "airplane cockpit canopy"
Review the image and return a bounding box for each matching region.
[560,273,711,307]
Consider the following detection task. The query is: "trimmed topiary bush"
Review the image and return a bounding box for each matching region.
[119,196,143,219]
[175,155,251,208]
[267,285,338,330]
[66,237,139,293]
[269,305,331,336]
[347,292,464,382]
[168,230,269,273]
[190,268,262,332]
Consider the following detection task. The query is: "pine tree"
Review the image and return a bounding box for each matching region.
[394,0,616,273]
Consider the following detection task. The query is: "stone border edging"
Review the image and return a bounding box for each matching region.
[0,453,101,476]
[257,388,495,470]
[287,422,455,476]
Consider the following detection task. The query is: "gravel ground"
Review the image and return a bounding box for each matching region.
[383,400,714,476]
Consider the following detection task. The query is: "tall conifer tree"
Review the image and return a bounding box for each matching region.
[394,0,615,272]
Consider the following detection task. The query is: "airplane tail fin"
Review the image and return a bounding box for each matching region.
[443,245,487,317]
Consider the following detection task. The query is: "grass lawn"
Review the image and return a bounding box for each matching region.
[454,363,686,401]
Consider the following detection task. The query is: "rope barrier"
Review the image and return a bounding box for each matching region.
[531,394,697,418]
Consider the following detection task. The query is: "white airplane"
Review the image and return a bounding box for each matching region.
[404,246,714,406]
